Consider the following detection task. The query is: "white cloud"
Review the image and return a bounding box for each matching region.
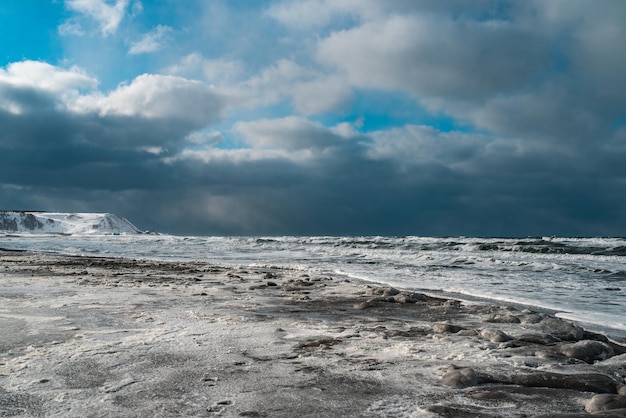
[64,0,130,36]
[233,116,353,151]
[165,53,244,84]
[265,0,389,29]
[0,60,225,135]
[0,60,98,96]
[164,54,351,115]
[129,0,143,17]
[317,14,548,102]
[184,130,224,146]
[164,55,350,115]
[469,88,608,142]
[57,21,85,36]
[529,0,626,103]
[292,75,352,115]
[307,1,626,149]
[200,59,245,84]
[169,147,315,165]
[164,53,204,77]
[167,55,349,116]
[266,0,347,29]
[225,59,313,109]
[366,124,486,170]
[128,25,173,55]
[245,59,311,93]
[72,74,223,126]
[266,0,498,29]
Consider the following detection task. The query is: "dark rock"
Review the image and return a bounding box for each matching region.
[424,403,494,417]
[584,330,611,344]
[480,328,512,343]
[516,333,560,346]
[444,299,462,308]
[295,338,342,349]
[560,340,615,363]
[518,311,546,324]
[586,394,626,413]
[382,327,430,338]
[541,317,585,341]
[441,366,480,389]
[469,384,588,399]
[504,372,618,393]
[393,292,427,303]
[365,286,400,297]
[433,323,465,334]
[607,341,626,356]
[535,348,567,361]
[482,313,521,323]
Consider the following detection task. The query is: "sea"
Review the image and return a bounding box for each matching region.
[2,234,625,338]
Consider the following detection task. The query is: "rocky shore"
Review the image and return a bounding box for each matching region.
[1,250,625,417]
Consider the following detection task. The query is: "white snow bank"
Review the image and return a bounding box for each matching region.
[0,211,143,235]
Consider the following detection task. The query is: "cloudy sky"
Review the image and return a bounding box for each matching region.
[1,0,625,236]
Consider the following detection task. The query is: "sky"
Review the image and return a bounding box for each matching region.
[1,0,626,236]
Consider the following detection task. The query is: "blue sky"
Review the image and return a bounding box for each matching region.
[1,0,626,236]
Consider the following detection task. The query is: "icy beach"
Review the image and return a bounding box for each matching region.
[1,250,626,417]
[3,234,626,338]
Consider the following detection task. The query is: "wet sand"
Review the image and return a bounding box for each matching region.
[1,250,625,417]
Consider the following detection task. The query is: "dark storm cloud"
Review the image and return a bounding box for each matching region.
[116,121,625,236]
[2,109,625,236]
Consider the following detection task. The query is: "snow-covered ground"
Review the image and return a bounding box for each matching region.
[0,211,142,235]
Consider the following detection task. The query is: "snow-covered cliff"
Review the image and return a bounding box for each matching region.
[0,212,143,235]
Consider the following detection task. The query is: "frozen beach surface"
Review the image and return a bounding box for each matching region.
[1,251,625,417]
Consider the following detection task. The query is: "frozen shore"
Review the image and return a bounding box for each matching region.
[1,250,626,417]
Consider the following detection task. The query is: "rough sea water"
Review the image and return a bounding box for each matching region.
[2,234,625,337]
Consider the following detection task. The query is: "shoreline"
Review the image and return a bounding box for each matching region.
[3,234,625,341]
[5,245,625,341]
[1,250,626,417]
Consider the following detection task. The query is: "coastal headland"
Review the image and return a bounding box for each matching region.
[1,250,625,417]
